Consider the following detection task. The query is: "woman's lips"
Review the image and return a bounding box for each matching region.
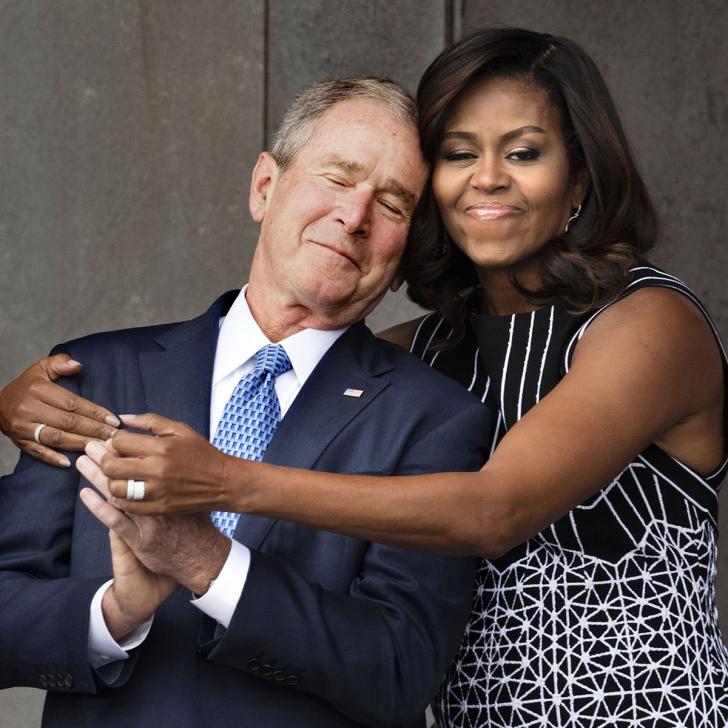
[465,204,523,221]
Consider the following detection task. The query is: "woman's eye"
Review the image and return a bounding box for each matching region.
[441,150,477,162]
[507,148,540,162]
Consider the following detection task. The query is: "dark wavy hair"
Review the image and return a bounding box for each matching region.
[402,27,658,343]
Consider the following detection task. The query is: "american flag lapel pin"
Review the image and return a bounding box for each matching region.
[343,388,364,398]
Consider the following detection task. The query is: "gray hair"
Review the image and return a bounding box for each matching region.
[271,76,417,170]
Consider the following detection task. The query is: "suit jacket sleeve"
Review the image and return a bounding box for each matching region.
[200,399,489,727]
[0,344,110,694]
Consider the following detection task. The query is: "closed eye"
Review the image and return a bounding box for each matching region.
[378,199,403,217]
[441,150,477,163]
[325,175,349,187]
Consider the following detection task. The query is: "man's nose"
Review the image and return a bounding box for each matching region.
[337,189,373,236]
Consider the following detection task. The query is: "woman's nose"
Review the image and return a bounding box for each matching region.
[469,155,511,192]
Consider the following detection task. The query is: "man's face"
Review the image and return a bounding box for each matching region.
[249,98,427,328]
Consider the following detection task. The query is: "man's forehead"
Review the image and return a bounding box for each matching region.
[319,96,410,124]
[310,98,417,149]
[302,101,425,185]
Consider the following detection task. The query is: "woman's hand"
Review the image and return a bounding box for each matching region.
[84,413,232,514]
[0,355,120,467]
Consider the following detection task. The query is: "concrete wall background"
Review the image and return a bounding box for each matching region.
[0,1,726,725]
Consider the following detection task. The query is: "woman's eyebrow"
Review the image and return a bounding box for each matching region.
[501,125,546,143]
[440,131,478,142]
[440,125,547,144]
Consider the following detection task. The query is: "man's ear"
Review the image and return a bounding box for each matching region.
[249,152,280,223]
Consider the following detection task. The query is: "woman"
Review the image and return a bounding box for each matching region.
[2,28,727,725]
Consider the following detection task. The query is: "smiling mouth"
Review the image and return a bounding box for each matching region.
[310,241,361,269]
[465,205,523,221]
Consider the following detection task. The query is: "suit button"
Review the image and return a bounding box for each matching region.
[272,670,286,682]
[260,663,273,677]
[285,675,299,686]
[47,675,58,688]
[247,658,261,673]
[63,673,73,688]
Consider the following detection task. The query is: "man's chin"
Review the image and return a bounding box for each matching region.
[297,284,385,328]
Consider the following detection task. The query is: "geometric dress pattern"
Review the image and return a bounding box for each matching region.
[410,266,728,726]
[211,343,291,538]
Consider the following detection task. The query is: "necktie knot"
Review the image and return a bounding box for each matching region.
[255,344,292,379]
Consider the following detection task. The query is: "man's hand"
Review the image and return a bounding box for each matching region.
[78,458,179,641]
[79,442,231,596]
[87,413,233,515]
[0,354,120,467]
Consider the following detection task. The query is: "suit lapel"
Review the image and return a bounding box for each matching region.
[234,323,394,549]
[136,307,394,552]
[138,291,238,438]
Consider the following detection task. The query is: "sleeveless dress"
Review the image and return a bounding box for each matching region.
[410,266,728,727]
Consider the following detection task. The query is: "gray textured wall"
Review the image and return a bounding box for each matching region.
[1,1,726,725]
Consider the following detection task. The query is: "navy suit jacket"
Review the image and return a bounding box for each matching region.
[0,291,490,727]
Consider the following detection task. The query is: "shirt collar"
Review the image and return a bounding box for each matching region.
[213,285,349,387]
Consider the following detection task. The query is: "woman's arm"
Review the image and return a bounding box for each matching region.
[95,288,724,556]
[0,320,424,468]
[0,355,120,467]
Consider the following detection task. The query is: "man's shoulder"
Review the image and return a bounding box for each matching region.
[357,328,482,409]
[332,329,490,472]
[54,291,237,361]
[60,320,176,354]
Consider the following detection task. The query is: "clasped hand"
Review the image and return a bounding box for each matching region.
[77,432,232,640]
[90,413,233,515]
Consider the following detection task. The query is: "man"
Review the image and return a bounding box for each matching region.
[0,78,489,727]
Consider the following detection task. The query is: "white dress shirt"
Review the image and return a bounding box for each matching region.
[88,286,348,668]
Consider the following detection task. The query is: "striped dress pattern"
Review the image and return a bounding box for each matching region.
[412,267,728,727]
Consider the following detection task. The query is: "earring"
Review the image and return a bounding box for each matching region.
[564,203,582,233]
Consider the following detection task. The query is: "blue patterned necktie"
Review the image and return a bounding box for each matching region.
[211,343,292,538]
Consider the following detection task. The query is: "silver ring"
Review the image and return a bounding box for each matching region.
[126,479,145,501]
[34,423,47,445]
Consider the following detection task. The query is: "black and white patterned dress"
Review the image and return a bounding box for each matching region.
[411,266,728,727]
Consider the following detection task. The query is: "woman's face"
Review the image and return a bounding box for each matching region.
[432,76,584,277]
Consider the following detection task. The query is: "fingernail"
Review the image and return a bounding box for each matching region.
[85,440,105,458]
[59,456,71,467]
[106,415,121,427]
[68,360,83,367]
[119,414,138,422]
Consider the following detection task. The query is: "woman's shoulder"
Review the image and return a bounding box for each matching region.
[578,285,720,364]
[571,285,724,429]
[376,316,430,351]
[567,272,726,476]
[565,265,723,367]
